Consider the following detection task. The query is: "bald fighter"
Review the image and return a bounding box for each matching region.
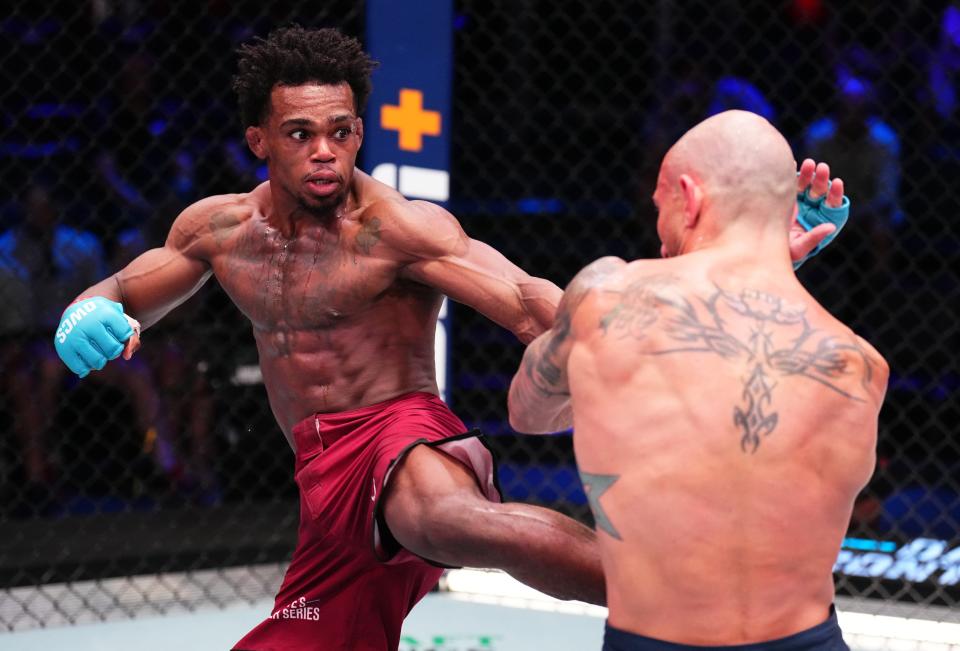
[509,111,887,650]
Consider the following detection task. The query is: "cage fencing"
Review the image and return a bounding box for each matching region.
[0,0,958,635]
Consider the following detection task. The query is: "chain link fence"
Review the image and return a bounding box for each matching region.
[1,0,958,637]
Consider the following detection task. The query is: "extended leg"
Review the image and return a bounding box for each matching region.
[382,444,606,605]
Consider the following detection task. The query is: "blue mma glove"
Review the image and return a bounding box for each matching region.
[793,183,851,269]
[54,297,140,377]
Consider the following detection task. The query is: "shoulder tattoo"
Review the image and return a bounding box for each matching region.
[356,216,382,255]
[209,211,242,249]
[599,279,874,453]
[523,258,624,397]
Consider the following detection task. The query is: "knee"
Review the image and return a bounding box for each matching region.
[384,483,487,562]
[381,444,494,562]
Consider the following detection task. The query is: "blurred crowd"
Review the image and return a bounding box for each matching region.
[0,2,291,516]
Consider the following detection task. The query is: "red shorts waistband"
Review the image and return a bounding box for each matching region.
[290,391,445,458]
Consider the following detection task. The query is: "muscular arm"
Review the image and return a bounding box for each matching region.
[385,200,562,343]
[77,198,222,329]
[508,257,625,433]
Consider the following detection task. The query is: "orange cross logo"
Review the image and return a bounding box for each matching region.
[380,89,441,152]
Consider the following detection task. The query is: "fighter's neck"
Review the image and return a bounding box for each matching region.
[678,222,793,268]
[265,179,363,237]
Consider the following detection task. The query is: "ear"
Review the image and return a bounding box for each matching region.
[245,126,267,160]
[355,117,364,147]
[678,174,703,229]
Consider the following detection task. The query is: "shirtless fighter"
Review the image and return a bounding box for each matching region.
[52,27,603,650]
[509,111,887,650]
[52,26,842,651]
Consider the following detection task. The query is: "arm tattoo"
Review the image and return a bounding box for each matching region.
[516,258,623,412]
[523,311,572,397]
[579,470,622,540]
[521,265,605,398]
[356,217,382,255]
[209,211,242,249]
[600,280,874,453]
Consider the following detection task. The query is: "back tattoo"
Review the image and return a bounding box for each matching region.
[599,276,875,453]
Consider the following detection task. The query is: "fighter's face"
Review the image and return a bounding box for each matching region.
[246,82,363,215]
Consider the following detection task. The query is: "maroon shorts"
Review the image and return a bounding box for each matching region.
[232,391,501,651]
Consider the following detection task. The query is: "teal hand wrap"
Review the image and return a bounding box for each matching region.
[53,297,133,378]
[793,185,850,269]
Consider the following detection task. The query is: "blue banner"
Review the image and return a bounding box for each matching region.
[364,0,452,203]
[365,0,453,401]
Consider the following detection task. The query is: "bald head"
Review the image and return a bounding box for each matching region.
[660,110,797,227]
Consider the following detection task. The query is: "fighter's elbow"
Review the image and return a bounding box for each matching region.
[507,388,532,433]
[510,414,560,435]
[516,277,561,334]
[507,394,548,434]
[508,410,538,434]
[511,315,543,344]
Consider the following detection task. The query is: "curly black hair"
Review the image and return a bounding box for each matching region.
[232,26,379,127]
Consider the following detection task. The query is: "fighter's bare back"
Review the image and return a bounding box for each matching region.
[534,251,887,643]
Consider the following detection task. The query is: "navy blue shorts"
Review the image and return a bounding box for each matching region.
[603,608,849,651]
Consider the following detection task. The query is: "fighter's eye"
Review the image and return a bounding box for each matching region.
[290,129,309,141]
[333,127,351,140]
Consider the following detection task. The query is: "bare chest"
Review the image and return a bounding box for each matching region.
[210,225,396,330]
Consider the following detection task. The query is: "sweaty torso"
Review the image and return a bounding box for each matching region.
[201,181,440,443]
[569,253,885,644]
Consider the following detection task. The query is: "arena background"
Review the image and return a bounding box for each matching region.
[1,0,959,648]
